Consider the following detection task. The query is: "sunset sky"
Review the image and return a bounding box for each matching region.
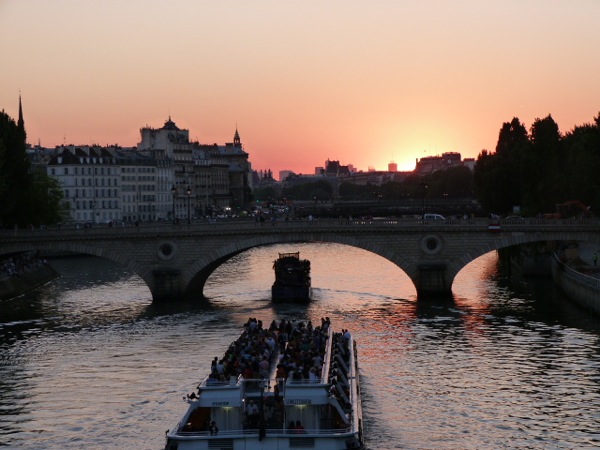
[1,1,599,178]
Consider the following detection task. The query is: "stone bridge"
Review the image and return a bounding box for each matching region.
[1,218,598,301]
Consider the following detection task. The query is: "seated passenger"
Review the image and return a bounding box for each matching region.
[288,420,296,432]
[295,420,306,433]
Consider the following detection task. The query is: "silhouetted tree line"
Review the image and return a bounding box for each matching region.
[253,180,334,203]
[474,113,600,216]
[338,166,474,201]
[284,180,333,202]
[262,113,599,219]
[0,111,63,228]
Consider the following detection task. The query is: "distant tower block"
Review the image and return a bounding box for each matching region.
[388,161,398,172]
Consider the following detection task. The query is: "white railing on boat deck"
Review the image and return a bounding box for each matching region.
[174,426,355,437]
[347,334,361,432]
[199,373,244,387]
[319,325,334,383]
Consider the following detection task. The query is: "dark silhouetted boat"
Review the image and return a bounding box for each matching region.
[271,252,312,302]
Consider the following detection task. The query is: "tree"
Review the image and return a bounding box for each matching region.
[562,113,600,213]
[474,149,516,214]
[431,166,473,198]
[0,111,31,227]
[496,117,529,212]
[26,169,65,225]
[284,180,333,201]
[474,112,600,217]
[524,115,563,213]
[0,111,63,227]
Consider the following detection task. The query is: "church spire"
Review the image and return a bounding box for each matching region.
[17,92,24,132]
[233,125,241,147]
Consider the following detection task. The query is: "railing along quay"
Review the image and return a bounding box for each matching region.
[553,253,600,290]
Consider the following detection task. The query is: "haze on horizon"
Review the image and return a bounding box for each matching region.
[1,0,599,177]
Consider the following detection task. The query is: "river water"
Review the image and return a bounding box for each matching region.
[1,243,600,449]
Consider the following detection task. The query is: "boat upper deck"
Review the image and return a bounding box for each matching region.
[198,317,332,390]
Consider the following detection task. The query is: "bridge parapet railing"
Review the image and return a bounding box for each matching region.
[1,216,599,240]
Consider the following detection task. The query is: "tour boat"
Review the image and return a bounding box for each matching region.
[271,252,312,302]
[164,318,363,450]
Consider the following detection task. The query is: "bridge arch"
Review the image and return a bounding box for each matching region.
[0,240,154,293]
[182,233,417,298]
[445,231,597,289]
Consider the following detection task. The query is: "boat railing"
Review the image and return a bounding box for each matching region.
[197,374,334,393]
[174,426,355,437]
[199,374,244,388]
[347,335,362,433]
[285,378,328,386]
[319,325,334,382]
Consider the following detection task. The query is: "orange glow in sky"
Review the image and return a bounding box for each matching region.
[1,1,599,177]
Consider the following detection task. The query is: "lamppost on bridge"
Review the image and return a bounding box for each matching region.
[171,185,177,224]
[421,181,429,215]
[186,186,192,224]
[204,175,210,218]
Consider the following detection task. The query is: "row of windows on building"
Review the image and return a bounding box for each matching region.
[65,176,156,186]
[122,194,157,203]
[64,185,158,198]
[74,200,119,210]
[50,166,157,176]
[72,201,157,212]
[121,175,156,182]
[120,184,157,192]
[66,189,119,198]
[72,177,119,187]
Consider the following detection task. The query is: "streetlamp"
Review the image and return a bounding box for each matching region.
[171,185,177,224]
[421,181,429,215]
[204,175,210,218]
[186,186,191,224]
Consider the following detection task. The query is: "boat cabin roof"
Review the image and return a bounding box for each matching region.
[278,252,300,259]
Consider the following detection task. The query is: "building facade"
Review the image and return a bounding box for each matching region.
[43,118,253,223]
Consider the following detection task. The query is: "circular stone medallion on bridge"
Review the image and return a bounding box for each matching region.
[420,234,443,255]
[157,241,178,261]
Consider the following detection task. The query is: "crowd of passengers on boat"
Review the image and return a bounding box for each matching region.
[178,317,357,438]
[204,317,332,386]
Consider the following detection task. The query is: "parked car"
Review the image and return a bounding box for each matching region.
[423,213,446,221]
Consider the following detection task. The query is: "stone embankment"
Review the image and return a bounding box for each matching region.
[0,257,59,301]
[552,242,600,315]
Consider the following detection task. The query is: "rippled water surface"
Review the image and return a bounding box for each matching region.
[1,243,600,449]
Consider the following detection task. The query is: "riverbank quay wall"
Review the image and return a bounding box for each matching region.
[0,264,59,301]
[499,242,557,277]
[551,254,600,315]
[0,218,599,301]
